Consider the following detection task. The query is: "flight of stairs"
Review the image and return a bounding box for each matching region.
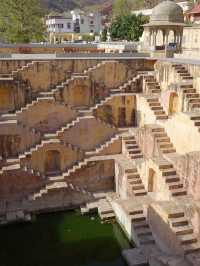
[123,136,143,160]
[146,97,168,120]
[0,61,36,79]
[144,75,161,94]
[168,210,200,254]
[0,61,106,121]
[152,127,176,154]
[181,84,200,111]
[28,132,123,200]
[172,64,193,81]
[157,159,187,197]
[130,208,155,246]
[125,168,147,197]
[189,113,200,132]
[30,180,95,201]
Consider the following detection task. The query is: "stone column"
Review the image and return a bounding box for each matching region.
[165,30,169,54]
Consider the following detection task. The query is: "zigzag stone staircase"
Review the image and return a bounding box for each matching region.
[125,168,147,197]
[146,97,168,120]
[167,209,200,255]
[152,127,176,154]
[144,75,161,94]
[130,207,155,246]
[0,61,37,80]
[0,61,107,122]
[28,131,124,200]
[123,135,143,160]
[156,158,187,197]
[189,113,200,132]
[172,64,193,81]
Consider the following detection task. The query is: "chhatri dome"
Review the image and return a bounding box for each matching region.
[142,0,185,57]
[148,0,184,26]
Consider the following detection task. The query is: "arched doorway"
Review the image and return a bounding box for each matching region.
[169,92,178,115]
[45,150,61,175]
[148,168,156,192]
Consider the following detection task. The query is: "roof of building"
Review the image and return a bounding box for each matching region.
[188,4,200,14]
[145,0,185,27]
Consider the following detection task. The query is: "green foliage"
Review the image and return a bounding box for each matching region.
[101,27,107,42]
[0,0,45,43]
[112,0,131,18]
[109,13,148,41]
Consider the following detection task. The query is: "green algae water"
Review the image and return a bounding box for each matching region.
[0,211,130,266]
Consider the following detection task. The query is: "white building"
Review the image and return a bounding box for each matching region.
[46,10,103,43]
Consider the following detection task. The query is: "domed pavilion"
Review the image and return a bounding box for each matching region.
[143,0,185,56]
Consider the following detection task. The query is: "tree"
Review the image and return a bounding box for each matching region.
[109,14,148,41]
[0,0,45,43]
[112,0,131,18]
[101,27,107,42]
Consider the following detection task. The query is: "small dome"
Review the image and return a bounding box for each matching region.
[150,0,184,24]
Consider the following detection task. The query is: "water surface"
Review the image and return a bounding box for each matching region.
[0,211,130,266]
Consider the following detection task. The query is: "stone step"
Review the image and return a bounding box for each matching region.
[129,209,143,216]
[183,242,200,254]
[168,211,184,219]
[147,98,159,103]
[183,76,193,80]
[129,179,142,185]
[191,103,200,109]
[139,235,155,245]
[125,169,138,174]
[133,221,149,229]
[159,143,173,149]
[189,98,200,104]
[132,184,145,191]
[131,154,143,159]
[127,173,140,179]
[123,136,135,141]
[126,144,138,149]
[194,121,200,126]
[180,84,193,89]
[131,214,146,222]
[174,225,194,236]
[162,168,176,176]
[134,190,147,196]
[156,115,168,120]
[185,93,199,98]
[149,102,161,107]
[154,110,166,115]
[152,127,165,133]
[171,188,187,197]
[128,149,141,154]
[190,115,200,121]
[168,181,184,190]
[183,89,196,93]
[165,175,180,183]
[151,106,163,111]
[159,162,173,170]
[125,140,137,145]
[136,227,152,236]
[154,133,168,138]
[157,137,170,143]
[170,217,189,227]
[161,148,176,154]
[179,234,197,245]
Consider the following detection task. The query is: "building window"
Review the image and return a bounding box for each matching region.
[90,30,94,33]
[81,18,84,24]
[90,20,94,24]
[67,22,71,29]
[58,24,64,28]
